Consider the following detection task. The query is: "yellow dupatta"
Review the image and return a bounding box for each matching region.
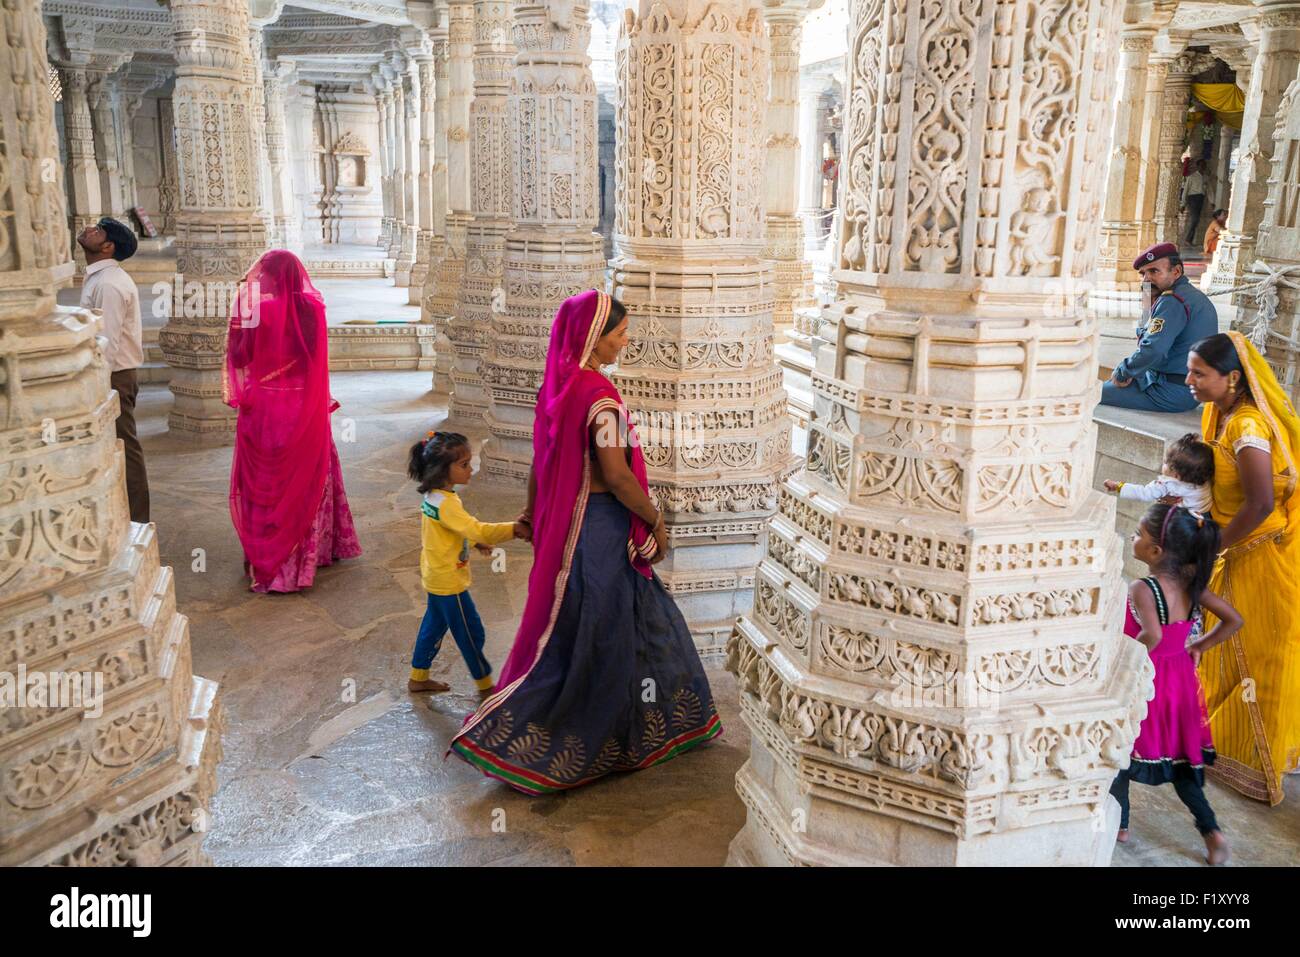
[1200,331,1300,537]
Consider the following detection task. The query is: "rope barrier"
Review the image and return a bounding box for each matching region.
[1205,260,1300,352]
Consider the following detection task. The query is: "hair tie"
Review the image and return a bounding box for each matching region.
[1188,509,1205,529]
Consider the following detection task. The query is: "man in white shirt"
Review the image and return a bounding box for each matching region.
[78,217,149,523]
[1181,159,1207,247]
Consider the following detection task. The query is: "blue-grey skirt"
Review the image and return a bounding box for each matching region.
[452,493,721,794]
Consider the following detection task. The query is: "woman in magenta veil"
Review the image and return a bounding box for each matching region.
[450,289,721,793]
[224,249,362,593]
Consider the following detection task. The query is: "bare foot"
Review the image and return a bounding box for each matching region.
[408,678,450,694]
[1116,828,1130,844]
[1204,830,1230,866]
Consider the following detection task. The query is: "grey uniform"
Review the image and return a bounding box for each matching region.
[1101,275,1219,413]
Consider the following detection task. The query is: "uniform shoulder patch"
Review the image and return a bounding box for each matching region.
[1146,317,1165,334]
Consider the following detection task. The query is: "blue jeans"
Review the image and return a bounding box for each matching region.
[412,591,492,686]
[1100,377,1198,413]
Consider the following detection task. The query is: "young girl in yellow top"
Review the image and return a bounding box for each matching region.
[406,431,526,698]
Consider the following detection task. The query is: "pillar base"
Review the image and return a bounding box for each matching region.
[1205,231,1257,292]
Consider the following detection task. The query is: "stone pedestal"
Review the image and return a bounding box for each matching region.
[725,0,1153,866]
[1209,2,1300,291]
[425,0,475,398]
[448,0,515,423]
[0,0,222,868]
[159,0,270,440]
[481,0,605,481]
[613,0,793,649]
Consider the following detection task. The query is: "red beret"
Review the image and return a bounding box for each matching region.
[1133,242,1178,270]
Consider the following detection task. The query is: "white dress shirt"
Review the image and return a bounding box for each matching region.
[1183,170,1205,197]
[80,258,143,372]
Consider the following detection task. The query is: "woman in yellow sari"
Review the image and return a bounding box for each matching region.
[1186,332,1300,805]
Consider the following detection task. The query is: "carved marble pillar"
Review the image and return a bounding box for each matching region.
[265,61,301,250]
[1098,29,1156,282]
[0,0,222,867]
[426,0,474,396]
[387,59,408,260]
[725,0,1153,866]
[1209,2,1300,290]
[408,47,437,301]
[376,79,395,250]
[797,74,827,248]
[57,66,104,239]
[448,0,514,422]
[1152,52,1213,246]
[87,65,127,219]
[763,3,820,340]
[1239,78,1300,400]
[613,0,793,646]
[160,0,270,438]
[1134,53,1171,255]
[480,0,606,479]
[247,26,274,243]
[395,47,424,286]
[158,95,178,233]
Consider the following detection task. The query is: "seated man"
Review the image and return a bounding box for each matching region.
[1101,242,1219,413]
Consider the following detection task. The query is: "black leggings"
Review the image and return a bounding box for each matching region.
[1110,772,1219,835]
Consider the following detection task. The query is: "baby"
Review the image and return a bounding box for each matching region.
[1104,433,1213,513]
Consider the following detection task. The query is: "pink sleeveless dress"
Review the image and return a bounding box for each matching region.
[1124,577,1216,786]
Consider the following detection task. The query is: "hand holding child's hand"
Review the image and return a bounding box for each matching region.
[474,543,495,557]
[1103,480,1120,493]
[513,520,531,542]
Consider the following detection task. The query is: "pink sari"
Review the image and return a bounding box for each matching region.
[224,250,360,591]
[452,290,658,739]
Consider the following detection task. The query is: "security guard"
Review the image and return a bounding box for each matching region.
[1101,241,1220,413]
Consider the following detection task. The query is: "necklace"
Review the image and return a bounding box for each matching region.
[1214,392,1247,441]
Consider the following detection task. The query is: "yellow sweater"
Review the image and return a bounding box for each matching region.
[420,489,515,595]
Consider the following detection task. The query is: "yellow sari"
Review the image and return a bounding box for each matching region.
[1200,332,1300,805]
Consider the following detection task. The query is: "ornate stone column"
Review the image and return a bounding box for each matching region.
[1209,2,1300,290]
[160,0,270,438]
[387,57,408,260]
[158,95,179,233]
[1152,50,1215,245]
[614,0,793,647]
[87,64,127,219]
[725,0,1153,866]
[376,76,395,250]
[247,25,274,243]
[448,0,514,422]
[1239,78,1300,399]
[797,74,828,251]
[480,0,606,479]
[763,2,821,338]
[264,60,301,250]
[1134,50,1172,252]
[57,65,104,238]
[425,0,475,397]
[1098,29,1157,282]
[395,41,425,286]
[0,0,221,867]
[408,43,438,301]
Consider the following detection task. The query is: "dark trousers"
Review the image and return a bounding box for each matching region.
[412,591,492,686]
[1184,193,1206,246]
[1110,771,1219,835]
[110,368,150,524]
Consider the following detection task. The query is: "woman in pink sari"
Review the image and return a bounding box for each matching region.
[224,250,361,593]
[450,289,721,793]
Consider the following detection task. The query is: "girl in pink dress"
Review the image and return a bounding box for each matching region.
[224,250,362,593]
[1112,504,1242,865]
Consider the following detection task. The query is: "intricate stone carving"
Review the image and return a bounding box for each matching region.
[725,0,1154,868]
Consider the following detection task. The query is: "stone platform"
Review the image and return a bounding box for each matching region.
[121,371,1298,865]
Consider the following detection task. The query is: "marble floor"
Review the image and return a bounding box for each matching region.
[132,371,1299,866]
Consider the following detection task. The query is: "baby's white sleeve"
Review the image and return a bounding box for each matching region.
[1117,479,1165,502]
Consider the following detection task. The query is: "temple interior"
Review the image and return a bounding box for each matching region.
[4,0,1300,867]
